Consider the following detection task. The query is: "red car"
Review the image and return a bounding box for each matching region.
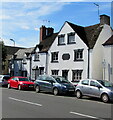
[8,76,34,90]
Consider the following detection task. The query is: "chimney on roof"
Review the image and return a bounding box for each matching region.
[100,15,110,26]
[39,26,54,42]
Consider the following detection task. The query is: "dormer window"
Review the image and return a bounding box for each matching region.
[34,52,39,61]
[67,32,75,44]
[58,34,65,45]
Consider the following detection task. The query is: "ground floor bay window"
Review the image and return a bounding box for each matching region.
[72,70,83,82]
[51,70,59,75]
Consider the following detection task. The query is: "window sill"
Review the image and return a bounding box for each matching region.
[51,61,59,63]
[34,60,40,62]
[67,42,76,45]
[22,63,27,64]
[74,59,84,62]
[57,43,66,46]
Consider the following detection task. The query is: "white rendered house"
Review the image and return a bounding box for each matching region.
[102,35,113,82]
[47,15,112,83]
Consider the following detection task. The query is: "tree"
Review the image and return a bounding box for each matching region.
[1,41,7,69]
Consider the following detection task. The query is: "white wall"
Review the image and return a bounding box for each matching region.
[91,24,112,80]
[31,47,47,80]
[103,45,113,82]
[48,22,88,82]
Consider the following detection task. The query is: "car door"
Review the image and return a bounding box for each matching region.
[80,80,90,96]
[44,76,55,92]
[89,80,102,97]
[11,77,18,88]
[38,75,47,91]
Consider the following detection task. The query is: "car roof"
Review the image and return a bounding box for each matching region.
[11,76,27,78]
[0,75,10,78]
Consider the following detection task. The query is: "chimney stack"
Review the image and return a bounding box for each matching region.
[100,14,110,25]
[40,25,46,42]
[40,26,54,42]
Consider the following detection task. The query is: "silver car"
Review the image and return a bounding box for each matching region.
[0,75,11,87]
[75,79,113,103]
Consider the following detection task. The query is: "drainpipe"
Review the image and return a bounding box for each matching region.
[29,55,32,80]
[87,49,90,79]
[45,52,48,75]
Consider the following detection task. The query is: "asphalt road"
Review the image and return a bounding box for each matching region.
[1,87,113,119]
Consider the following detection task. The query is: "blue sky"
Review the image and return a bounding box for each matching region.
[0,1,112,48]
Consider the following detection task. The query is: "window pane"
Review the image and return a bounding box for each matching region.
[74,49,83,61]
[82,80,89,85]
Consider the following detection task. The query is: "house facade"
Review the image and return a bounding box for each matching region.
[31,26,58,80]
[103,35,113,82]
[47,15,113,83]
[9,48,34,79]
[9,14,113,83]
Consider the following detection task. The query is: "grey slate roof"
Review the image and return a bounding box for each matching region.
[15,47,35,59]
[33,21,104,53]
[5,45,25,55]
[67,21,103,49]
[103,35,113,46]
[34,33,58,53]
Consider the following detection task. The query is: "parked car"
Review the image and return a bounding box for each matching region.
[34,75,75,95]
[0,75,11,87]
[72,80,80,87]
[75,79,113,103]
[8,76,34,90]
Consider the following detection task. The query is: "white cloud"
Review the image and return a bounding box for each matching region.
[21,26,30,30]
[0,15,12,20]
[34,27,39,31]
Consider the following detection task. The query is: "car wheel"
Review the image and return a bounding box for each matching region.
[53,88,59,96]
[76,90,82,99]
[36,85,40,93]
[18,85,22,90]
[101,94,109,103]
[8,84,11,89]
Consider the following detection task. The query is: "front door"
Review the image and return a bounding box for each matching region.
[62,70,69,80]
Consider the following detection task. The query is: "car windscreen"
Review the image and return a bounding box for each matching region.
[53,76,69,83]
[97,80,113,87]
[19,78,29,81]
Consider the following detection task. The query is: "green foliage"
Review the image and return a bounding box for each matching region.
[2,41,7,62]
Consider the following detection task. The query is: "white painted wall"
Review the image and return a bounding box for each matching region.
[91,24,112,80]
[103,45,113,82]
[48,22,88,82]
[31,47,47,79]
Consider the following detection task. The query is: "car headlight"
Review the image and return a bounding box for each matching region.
[62,85,67,89]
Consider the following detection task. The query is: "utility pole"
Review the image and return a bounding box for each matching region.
[10,39,15,46]
[94,3,100,20]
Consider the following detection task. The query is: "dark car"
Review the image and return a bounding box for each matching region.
[34,75,75,95]
[0,75,11,87]
[8,76,34,90]
[75,79,113,103]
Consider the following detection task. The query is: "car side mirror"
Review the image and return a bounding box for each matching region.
[16,80,18,82]
[50,80,55,84]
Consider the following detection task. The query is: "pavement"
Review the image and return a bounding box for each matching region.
[1,87,113,119]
